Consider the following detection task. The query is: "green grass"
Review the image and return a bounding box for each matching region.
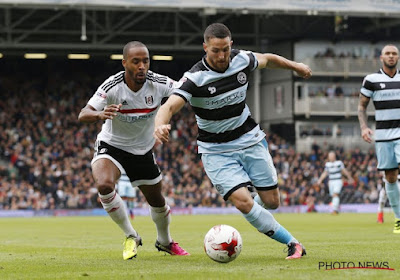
[0,213,399,279]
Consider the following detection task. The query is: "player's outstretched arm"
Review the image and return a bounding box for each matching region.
[254,53,312,79]
[154,95,186,144]
[357,94,373,143]
[317,171,328,186]
[78,104,122,123]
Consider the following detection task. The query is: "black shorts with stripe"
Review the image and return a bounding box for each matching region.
[94,141,161,183]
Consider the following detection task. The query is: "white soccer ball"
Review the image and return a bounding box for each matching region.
[204,224,242,263]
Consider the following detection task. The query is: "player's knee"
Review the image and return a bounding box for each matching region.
[97,182,115,195]
[266,199,280,210]
[232,197,253,213]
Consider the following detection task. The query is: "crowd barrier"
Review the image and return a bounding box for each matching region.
[0,204,385,218]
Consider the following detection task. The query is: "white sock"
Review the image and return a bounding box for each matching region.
[332,196,340,212]
[378,188,387,212]
[99,190,138,237]
[150,205,172,246]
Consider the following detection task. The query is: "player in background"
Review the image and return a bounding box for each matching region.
[316,151,354,215]
[154,23,312,259]
[116,171,136,220]
[78,41,189,260]
[358,44,400,234]
[377,172,400,224]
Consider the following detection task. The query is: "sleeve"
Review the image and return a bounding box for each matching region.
[87,85,109,111]
[360,76,373,98]
[173,75,193,102]
[241,50,258,71]
[163,76,177,98]
[340,161,345,170]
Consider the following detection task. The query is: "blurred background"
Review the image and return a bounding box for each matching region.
[1,0,399,214]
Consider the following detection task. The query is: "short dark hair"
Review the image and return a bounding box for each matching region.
[123,41,147,59]
[203,23,231,43]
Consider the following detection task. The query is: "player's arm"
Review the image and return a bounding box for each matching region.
[254,53,312,79]
[154,95,186,143]
[78,104,122,123]
[357,94,373,143]
[317,171,328,185]
[342,168,354,184]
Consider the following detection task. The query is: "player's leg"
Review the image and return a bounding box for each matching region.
[139,182,189,255]
[91,157,141,260]
[377,186,386,223]
[376,141,400,233]
[202,141,305,259]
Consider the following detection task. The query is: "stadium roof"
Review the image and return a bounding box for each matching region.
[1,0,400,57]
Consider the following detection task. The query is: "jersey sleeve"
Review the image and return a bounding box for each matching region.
[239,50,258,71]
[173,75,193,102]
[164,76,177,98]
[87,86,108,111]
[360,76,373,98]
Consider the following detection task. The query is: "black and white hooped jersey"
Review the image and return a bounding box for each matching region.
[324,160,345,181]
[361,69,400,142]
[88,70,175,155]
[174,49,265,153]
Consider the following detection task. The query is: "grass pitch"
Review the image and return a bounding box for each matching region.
[0,213,399,279]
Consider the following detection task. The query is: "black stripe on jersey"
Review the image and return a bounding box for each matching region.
[376,136,400,142]
[329,171,342,175]
[188,60,208,74]
[363,80,400,91]
[373,100,400,110]
[192,101,245,121]
[376,119,400,129]
[197,117,257,143]
[101,73,123,92]
[147,72,167,84]
[180,68,250,98]
[102,76,123,92]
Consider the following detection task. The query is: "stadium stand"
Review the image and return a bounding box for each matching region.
[0,61,384,211]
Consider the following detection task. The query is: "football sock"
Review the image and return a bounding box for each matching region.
[243,202,297,244]
[378,188,387,212]
[253,194,266,208]
[385,181,400,219]
[150,205,172,246]
[99,190,138,237]
[332,196,340,212]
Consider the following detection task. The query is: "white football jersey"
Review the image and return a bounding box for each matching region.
[88,70,175,155]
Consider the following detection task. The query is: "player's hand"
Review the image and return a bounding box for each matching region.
[361,127,373,143]
[294,63,312,79]
[98,104,122,120]
[154,124,171,144]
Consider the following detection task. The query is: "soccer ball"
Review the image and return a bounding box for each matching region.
[204,224,242,263]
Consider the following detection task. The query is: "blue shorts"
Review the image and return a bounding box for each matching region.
[328,179,343,196]
[201,139,278,200]
[116,174,136,198]
[375,139,400,170]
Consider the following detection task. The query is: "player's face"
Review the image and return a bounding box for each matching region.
[203,37,232,72]
[380,45,399,69]
[122,47,150,85]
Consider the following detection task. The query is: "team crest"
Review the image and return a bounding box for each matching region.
[237,72,247,84]
[214,184,224,194]
[145,95,154,106]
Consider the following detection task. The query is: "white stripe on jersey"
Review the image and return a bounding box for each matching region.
[325,160,344,181]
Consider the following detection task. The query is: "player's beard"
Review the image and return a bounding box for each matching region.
[384,60,398,69]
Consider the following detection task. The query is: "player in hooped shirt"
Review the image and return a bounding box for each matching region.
[78,41,189,260]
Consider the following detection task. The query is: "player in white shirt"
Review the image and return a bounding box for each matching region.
[317,151,354,214]
[78,41,189,260]
[116,171,137,220]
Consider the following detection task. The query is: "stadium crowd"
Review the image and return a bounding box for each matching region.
[0,62,383,211]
